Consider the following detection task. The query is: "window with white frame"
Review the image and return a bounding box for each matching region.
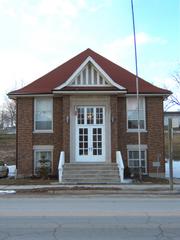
[127,146,147,174]
[34,98,53,131]
[127,97,146,130]
[34,146,53,175]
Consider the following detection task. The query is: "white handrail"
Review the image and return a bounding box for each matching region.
[116,151,124,182]
[58,151,65,183]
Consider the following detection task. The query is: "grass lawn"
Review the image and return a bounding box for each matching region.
[0,134,16,165]
[0,133,16,142]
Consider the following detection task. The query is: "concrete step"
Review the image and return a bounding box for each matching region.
[63,163,118,170]
[62,163,121,185]
[63,174,120,178]
[63,178,120,184]
[64,169,119,176]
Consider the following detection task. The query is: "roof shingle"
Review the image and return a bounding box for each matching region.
[8,48,171,96]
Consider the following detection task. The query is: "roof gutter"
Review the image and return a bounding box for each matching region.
[53,90,127,95]
[126,93,171,97]
[8,93,53,99]
[8,92,170,99]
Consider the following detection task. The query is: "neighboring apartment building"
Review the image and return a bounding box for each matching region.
[164,111,180,130]
[8,49,171,182]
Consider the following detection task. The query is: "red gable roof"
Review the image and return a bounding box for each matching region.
[8,48,171,96]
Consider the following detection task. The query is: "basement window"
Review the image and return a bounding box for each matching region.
[127,145,147,174]
[33,145,53,176]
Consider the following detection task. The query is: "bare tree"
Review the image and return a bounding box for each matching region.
[0,98,16,129]
[5,99,16,126]
[165,68,180,111]
[0,109,9,129]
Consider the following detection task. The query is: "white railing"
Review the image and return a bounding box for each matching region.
[116,151,124,182]
[58,151,65,183]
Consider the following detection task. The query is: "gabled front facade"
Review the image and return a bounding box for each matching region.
[8,49,171,179]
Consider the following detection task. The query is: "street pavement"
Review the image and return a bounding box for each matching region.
[0,195,180,240]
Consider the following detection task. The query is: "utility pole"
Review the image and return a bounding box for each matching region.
[168,118,173,190]
[131,0,142,180]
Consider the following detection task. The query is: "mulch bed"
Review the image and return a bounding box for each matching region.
[0,176,170,185]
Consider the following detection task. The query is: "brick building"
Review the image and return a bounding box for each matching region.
[8,49,171,182]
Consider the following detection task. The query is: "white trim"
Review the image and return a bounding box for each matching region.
[97,71,100,85]
[8,94,53,99]
[127,129,147,133]
[8,92,169,99]
[34,97,53,132]
[91,65,94,84]
[53,90,126,95]
[33,130,54,134]
[80,71,83,85]
[126,96,146,131]
[69,84,111,87]
[33,145,54,150]
[70,63,112,87]
[127,145,148,174]
[85,66,88,84]
[127,144,147,150]
[54,56,126,90]
[126,93,170,97]
[70,96,111,163]
[33,145,54,175]
[75,106,105,162]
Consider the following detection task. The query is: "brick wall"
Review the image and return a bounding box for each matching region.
[116,96,165,175]
[17,97,64,176]
[117,97,127,166]
[16,95,165,177]
[110,96,118,162]
[62,96,70,163]
[33,97,63,175]
[17,98,33,176]
[53,97,63,173]
[146,97,165,175]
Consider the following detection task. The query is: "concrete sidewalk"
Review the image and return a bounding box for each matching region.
[0,183,180,195]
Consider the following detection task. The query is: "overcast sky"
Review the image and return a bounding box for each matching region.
[0,0,179,109]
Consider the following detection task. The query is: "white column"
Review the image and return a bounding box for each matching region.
[97,71,100,85]
[80,71,83,85]
[91,66,94,85]
[86,66,88,85]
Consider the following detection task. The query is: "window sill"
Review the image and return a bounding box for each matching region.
[127,129,147,133]
[33,130,54,134]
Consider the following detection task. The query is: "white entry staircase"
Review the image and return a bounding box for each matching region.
[58,151,124,184]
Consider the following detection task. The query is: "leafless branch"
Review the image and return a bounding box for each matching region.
[165,66,180,111]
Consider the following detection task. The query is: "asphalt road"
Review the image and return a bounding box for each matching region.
[0,195,180,240]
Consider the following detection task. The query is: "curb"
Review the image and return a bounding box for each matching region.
[1,184,180,196]
[13,187,180,196]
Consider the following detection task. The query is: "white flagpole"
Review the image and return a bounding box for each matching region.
[131,0,142,179]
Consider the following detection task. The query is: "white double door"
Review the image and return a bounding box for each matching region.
[75,106,105,162]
